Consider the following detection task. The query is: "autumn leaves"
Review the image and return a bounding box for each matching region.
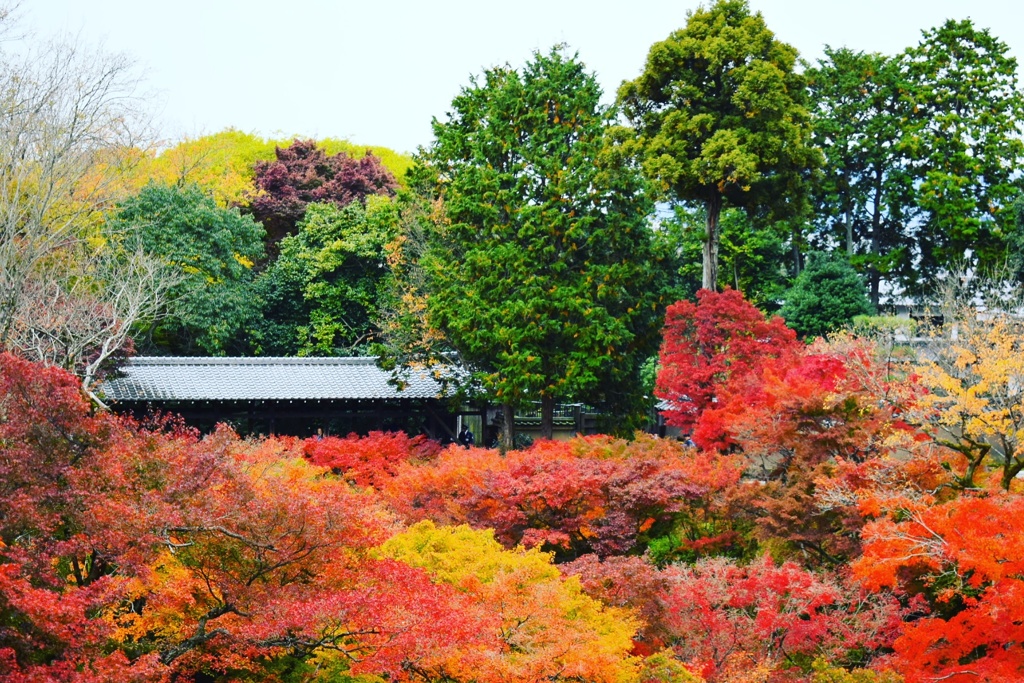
[6,285,1024,682]
[6,287,1024,683]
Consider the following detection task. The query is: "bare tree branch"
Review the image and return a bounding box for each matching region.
[0,24,162,405]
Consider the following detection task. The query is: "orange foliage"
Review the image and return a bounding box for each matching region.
[854,493,1024,681]
[303,430,441,488]
[0,356,498,680]
[16,335,1024,682]
[384,435,745,558]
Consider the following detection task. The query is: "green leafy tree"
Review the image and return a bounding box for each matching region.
[249,248,308,356]
[780,252,873,339]
[109,182,265,355]
[902,20,1024,290]
[1010,194,1024,281]
[618,0,818,291]
[806,48,915,306]
[416,47,668,443]
[253,197,399,356]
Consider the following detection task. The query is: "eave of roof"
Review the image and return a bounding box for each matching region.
[99,356,453,403]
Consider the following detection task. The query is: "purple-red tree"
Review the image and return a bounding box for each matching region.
[251,139,397,245]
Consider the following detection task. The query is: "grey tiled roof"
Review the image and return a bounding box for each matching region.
[100,357,451,402]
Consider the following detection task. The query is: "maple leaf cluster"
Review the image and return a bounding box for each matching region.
[303,430,442,489]
[381,434,746,559]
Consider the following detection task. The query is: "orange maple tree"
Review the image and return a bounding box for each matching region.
[855,493,1024,682]
[303,429,441,488]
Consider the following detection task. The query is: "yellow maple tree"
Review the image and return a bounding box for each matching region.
[916,310,1024,490]
[378,521,640,683]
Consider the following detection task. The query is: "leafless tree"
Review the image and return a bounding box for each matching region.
[8,245,177,407]
[0,10,164,404]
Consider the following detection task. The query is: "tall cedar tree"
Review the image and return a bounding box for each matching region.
[659,204,791,307]
[417,47,667,443]
[250,139,398,247]
[1013,195,1024,280]
[902,20,1024,290]
[618,0,818,291]
[808,22,1024,299]
[806,48,915,305]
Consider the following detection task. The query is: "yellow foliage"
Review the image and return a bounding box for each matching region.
[232,252,254,269]
[639,650,704,683]
[379,521,640,683]
[810,659,903,683]
[916,312,1024,489]
[107,129,413,212]
[318,136,415,180]
[107,550,209,644]
[378,520,560,586]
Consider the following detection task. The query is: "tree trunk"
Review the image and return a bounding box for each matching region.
[702,193,722,291]
[500,403,516,452]
[842,170,854,258]
[540,395,555,440]
[869,168,883,308]
[845,207,854,258]
[1002,465,1019,492]
[792,229,802,277]
[1001,443,1022,492]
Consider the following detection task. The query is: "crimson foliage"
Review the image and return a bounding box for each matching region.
[657,556,903,681]
[250,139,397,244]
[303,430,441,488]
[656,288,799,436]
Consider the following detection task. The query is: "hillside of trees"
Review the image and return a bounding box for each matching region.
[4,0,1024,680]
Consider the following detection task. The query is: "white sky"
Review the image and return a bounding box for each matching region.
[21,0,1024,154]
